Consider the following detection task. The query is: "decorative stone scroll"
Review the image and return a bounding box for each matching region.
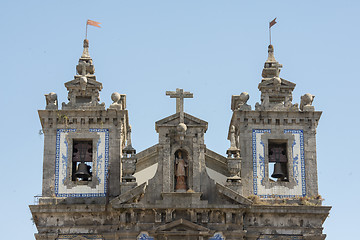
[231,92,251,111]
[45,92,58,110]
[300,93,315,111]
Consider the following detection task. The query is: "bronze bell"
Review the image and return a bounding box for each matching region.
[75,162,91,180]
[271,162,285,179]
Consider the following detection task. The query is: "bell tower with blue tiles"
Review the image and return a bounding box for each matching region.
[229,44,322,199]
[37,39,131,203]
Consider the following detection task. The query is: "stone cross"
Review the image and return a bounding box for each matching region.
[166,88,193,124]
[166,88,193,113]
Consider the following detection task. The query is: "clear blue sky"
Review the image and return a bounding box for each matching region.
[1,1,358,239]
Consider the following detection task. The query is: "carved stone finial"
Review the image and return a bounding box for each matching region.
[111,92,121,103]
[256,45,299,112]
[62,39,104,110]
[300,93,315,111]
[81,39,90,58]
[226,157,241,182]
[122,141,137,183]
[122,124,136,183]
[262,45,283,79]
[109,92,126,110]
[177,123,187,133]
[76,58,94,76]
[177,123,187,143]
[76,39,95,76]
[266,44,276,62]
[45,92,58,110]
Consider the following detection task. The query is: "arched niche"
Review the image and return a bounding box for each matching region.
[174,149,189,192]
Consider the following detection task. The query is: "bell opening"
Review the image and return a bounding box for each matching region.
[268,140,289,182]
[72,139,93,181]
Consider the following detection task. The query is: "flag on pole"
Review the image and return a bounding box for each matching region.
[269,18,277,28]
[87,19,101,28]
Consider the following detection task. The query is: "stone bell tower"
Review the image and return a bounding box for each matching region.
[229,44,322,198]
[35,39,130,204]
[226,44,331,239]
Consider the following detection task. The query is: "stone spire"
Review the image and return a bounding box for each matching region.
[255,45,298,111]
[261,44,283,81]
[62,39,105,110]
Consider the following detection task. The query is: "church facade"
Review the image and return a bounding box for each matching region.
[30,39,331,240]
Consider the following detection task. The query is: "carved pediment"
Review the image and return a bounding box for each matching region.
[64,77,103,90]
[155,218,211,233]
[258,78,296,90]
[156,112,208,131]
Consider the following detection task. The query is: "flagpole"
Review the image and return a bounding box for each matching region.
[269,18,277,46]
[85,19,101,39]
[269,27,271,45]
[85,20,88,39]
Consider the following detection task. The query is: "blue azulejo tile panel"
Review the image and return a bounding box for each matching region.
[252,129,271,196]
[55,128,109,197]
[252,129,306,198]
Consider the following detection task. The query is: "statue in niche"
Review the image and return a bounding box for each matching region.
[175,151,188,192]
